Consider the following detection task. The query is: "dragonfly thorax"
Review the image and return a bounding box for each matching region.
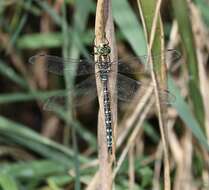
[98,62,111,73]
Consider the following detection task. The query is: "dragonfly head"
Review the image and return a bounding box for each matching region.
[94,42,111,56]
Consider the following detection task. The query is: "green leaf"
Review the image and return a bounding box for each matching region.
[143,122,160,143]
[112,0,147,56]
[194,0,209,26]
[0,116,89,165]
[139,167,153,187]
[168,77,209,151]
[35,0,62,26]
[17,32,93,49]
[0,174,18,190]
[137,0,162,73]
[18,33,63,49]
[10,0,32,46]
[47,175,73,190]
[116,0,208,154]
[0,90,66,104]
[0,60,28,88]
[0,90,97,150]
[61,1,93,189]
[172,0,205,129]
[0,160,67,179]
[35,0,91,58]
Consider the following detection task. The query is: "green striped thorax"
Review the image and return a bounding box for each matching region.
[94,42,111,56]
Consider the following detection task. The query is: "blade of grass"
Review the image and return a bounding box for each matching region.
[172,0,205,130]
[194,0,209,26]
[18,33,63,49]
[61,0,92,189]
[10,0,32,46]
[47,175,73,190]
[0,90,97,149]
[168,77,209,151]
[17,31,93,49]
[19,0,41,16]
[137,0,171,189]
[0,174,18,190]
[63,0,91,190]
[143,122,160,143]
[51,107,97,150]
[36,0,95,26]
[0,160,67,179]
[112,0,147,56]
[0,131,74,166]
[0,116,89,165]
[0,90,66,104]
[110,0,206,162]
[61,0,76,187]
[0,60,28,88]
[35,0,62,26]
[36,0,90,58]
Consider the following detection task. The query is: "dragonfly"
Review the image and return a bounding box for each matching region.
[29,42,180,154]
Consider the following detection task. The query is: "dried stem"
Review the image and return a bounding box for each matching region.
[113,98,155,179]
[138,0,171,189]
[148,5,171,190]
[90,0,117,189]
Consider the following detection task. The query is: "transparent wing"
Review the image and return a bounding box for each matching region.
[29,53,95,76]
[114,49,181,74]
[117,73,175,105]
[43,75,97,111]
[29,49,181,76]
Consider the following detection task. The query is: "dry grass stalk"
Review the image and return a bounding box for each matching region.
[113,98,155,179]
[87,0,117,189]
[152,143,163,190]
[138,0,171,189]
[104,0,118,162]
[128,143,135,189]
[174,131,193,190]
[117,85,154,148]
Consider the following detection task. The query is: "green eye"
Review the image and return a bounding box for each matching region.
[102,46,111,55]
[94,43,111,56]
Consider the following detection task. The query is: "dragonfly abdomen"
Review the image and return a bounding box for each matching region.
[102,75,113,154]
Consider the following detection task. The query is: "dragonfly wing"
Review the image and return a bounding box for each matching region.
[43,92,67,111]
[73,75,97,106]
[43,75,97,111]
[113,49,181,74]
[117,73,175,105]
[29,53,95,76]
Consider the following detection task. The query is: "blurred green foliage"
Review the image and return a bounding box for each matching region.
[0,0,209,189]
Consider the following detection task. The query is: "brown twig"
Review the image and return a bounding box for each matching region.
[89,0,117,189]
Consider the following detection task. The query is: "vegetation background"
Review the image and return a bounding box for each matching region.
[0,0,209,189]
